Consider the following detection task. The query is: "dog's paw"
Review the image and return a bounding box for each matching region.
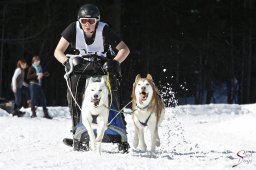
[96,142,101,155]
[95,137,101,142]
[156,138,160,147]
[149,151,157,158]
[90,141,96,151]
[140,144,147,152]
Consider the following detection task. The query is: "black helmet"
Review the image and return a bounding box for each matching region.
[77,4,100,20]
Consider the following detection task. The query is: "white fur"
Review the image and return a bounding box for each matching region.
[133,78,164,153]
[81,76,109,154]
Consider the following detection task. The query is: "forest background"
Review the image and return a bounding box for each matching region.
[0,0,255,106]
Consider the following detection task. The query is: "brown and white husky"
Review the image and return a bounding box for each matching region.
[131,74,165,153]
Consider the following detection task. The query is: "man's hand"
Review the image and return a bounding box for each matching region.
[12,87,17,93]
[37,73,44,79]
[103,60,121,77]
[23,82,29,87]
[63,59,70,72]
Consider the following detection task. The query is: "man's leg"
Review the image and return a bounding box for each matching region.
[67,74,86,133]
[29,84,37,118]
[110,75,130,153]
[12,88,22,116]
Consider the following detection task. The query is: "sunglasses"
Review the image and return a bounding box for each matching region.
[79,18,98,25]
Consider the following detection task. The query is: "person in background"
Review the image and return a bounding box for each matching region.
[21,66,31,108]
[11,59,28,117]
[27,56,52,119]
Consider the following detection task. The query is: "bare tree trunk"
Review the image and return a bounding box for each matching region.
[176,44,180,84]
[205,26,212,104]
[246,0,252,103]
[195,54,203,104]
[240,0,253,104]
[246,25,252,103]
[0,5,7,97]
[206,81,213,104]
[227,1,235,104]
[227,27,235,103]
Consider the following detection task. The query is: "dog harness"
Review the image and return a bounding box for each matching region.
[91,114,99,124]
[139,113,152,127]
[76,21,107,56]
[136,105,152,127]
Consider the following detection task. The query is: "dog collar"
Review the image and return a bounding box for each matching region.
[136,104,149,110]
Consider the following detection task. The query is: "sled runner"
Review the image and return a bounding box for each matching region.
[64,54,130,153]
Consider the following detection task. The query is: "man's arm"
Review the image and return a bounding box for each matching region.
[11,69,21,92]
[113,41,130,63]
[54,37,70,64]
[27,67,37,80]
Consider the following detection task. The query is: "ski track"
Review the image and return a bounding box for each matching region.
[0,104,256,170]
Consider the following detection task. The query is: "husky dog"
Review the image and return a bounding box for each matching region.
[81,76,109,154]
[131,74,165,153]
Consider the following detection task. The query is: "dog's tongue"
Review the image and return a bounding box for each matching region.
[91,98,100,106]
[139,95,144,104]
[94,100,100,106]
[139,92,147,104]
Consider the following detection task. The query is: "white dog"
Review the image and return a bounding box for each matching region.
[131,74,165,153]
[81,76,109,154]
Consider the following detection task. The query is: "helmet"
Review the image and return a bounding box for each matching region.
[77,4,100,20]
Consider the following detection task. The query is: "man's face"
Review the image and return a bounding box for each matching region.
[79,18,97,33]
[34,60,40,65]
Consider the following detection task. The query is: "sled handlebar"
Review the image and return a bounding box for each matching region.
[64,54,109,78]
[66,54,110,61]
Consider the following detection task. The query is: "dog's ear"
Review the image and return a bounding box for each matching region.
[88,77,93,84]
[100,76,105,84]
[146,74,153,81]
[132,74,140,98]
[135,74,141,81]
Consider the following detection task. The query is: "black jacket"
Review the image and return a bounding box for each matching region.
[27,66,39,84]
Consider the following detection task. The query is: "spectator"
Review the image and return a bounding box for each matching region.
[27,56,52,119]
[11,59,28,117]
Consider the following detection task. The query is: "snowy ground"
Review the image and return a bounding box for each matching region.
[0,104,256,170]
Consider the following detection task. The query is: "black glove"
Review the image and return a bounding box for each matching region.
[103,60,121,77]
[63,59,70,72]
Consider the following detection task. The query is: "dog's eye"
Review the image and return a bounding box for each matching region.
[99,89,102,92]
[146,83,149,86]
[138,83,141,86]
[91,89,95,91]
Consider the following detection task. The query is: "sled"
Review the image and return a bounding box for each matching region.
[63,54,130,153]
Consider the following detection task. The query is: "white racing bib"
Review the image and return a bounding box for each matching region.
[75,21,107,57]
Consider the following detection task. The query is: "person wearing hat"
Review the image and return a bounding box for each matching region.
[54,4,130,152]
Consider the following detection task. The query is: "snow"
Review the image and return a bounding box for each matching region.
[0,104,256,170]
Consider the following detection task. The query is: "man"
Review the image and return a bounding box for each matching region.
[27,56,52,119]
[54,4,130,152]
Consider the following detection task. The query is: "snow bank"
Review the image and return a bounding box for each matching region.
[0,104,255,170]
[0,108,9,117]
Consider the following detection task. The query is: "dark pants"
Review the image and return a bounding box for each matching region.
[21,86,30,108]
[14,88,22,111]
[67,74,86,130]
[29,83,47,109]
